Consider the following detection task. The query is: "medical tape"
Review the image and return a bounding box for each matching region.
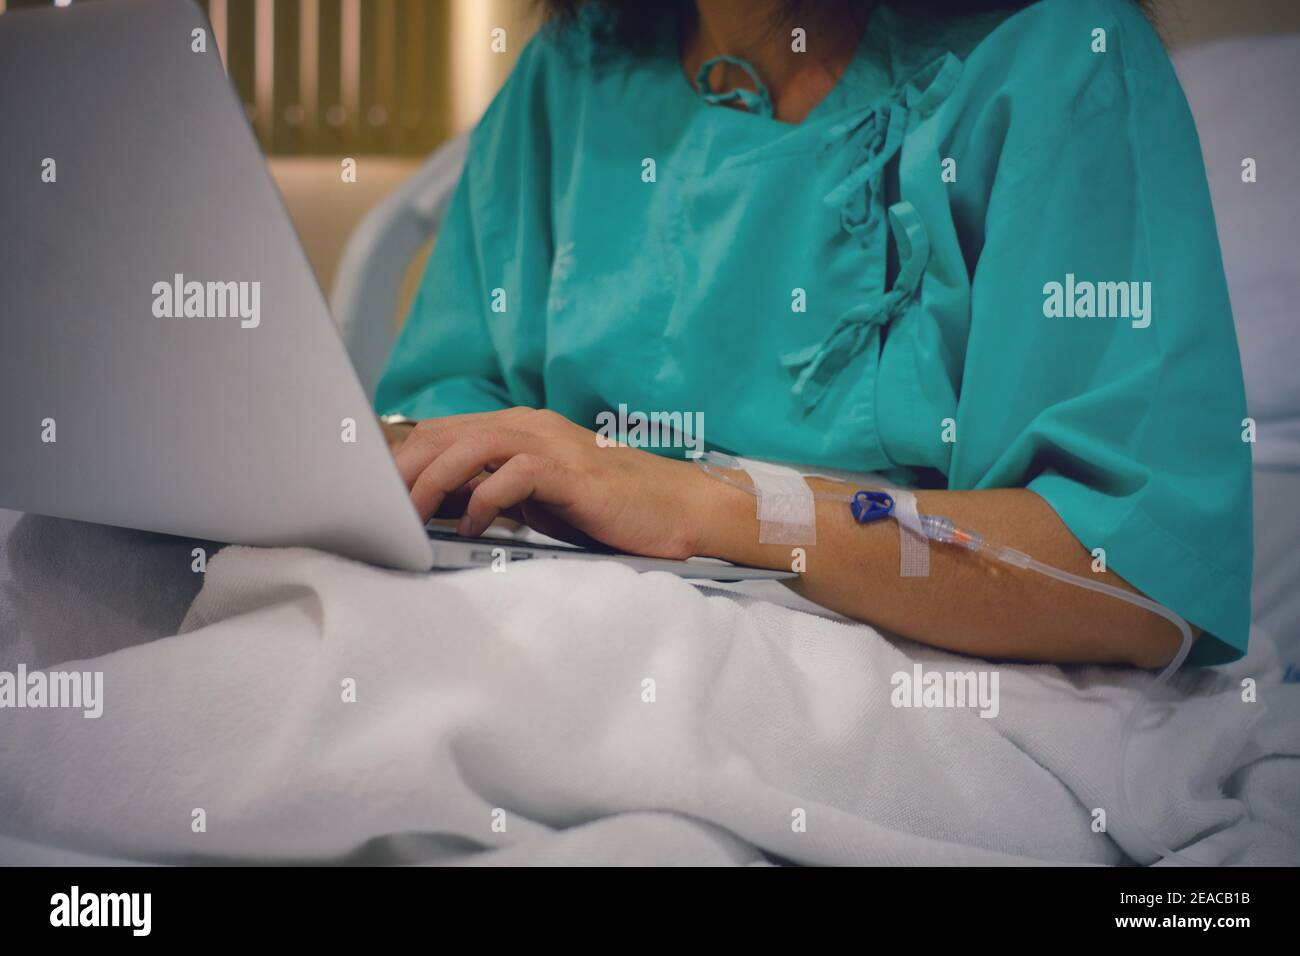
[884,486,930,577]
[735,457,817,545]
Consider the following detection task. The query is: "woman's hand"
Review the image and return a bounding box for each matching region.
[392,407,715,559]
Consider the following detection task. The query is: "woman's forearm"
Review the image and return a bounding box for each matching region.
[387,409,1190,668]
[685,466,1190,667]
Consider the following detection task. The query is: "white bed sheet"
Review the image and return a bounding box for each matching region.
[1,532,1297,867]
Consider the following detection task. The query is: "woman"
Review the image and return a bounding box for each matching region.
[376,0,1252,668]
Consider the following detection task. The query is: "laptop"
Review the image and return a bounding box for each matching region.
[0,0,791,582]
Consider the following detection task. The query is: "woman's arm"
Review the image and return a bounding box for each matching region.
[392,408,1190,668]
[696,471,1189,668]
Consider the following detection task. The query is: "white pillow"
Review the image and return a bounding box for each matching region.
[1174,34,1300,470]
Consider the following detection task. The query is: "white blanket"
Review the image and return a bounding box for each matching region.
[1,545,1297,866]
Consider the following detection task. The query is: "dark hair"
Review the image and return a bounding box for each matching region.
[537,0,1151,50]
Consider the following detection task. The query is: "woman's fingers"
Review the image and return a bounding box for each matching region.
[395,416,484,487]
[458,454,566,537]
[408,429,549,521]
[396,408,594,530]
[394,409,535,487]
[427,472,488,520]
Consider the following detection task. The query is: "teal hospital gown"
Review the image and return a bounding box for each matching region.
[376,0,1253,665]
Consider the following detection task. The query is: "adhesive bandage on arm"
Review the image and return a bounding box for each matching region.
[734,457,817,545]
[881,486,930,577]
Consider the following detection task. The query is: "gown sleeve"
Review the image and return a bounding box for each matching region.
[374,36,556,419]
[948,2,1253,664]
[373,162,512,418]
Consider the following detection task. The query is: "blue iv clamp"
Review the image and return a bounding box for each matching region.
[850,491,895,524]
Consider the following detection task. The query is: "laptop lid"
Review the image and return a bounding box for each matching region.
[0,0,434,571]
